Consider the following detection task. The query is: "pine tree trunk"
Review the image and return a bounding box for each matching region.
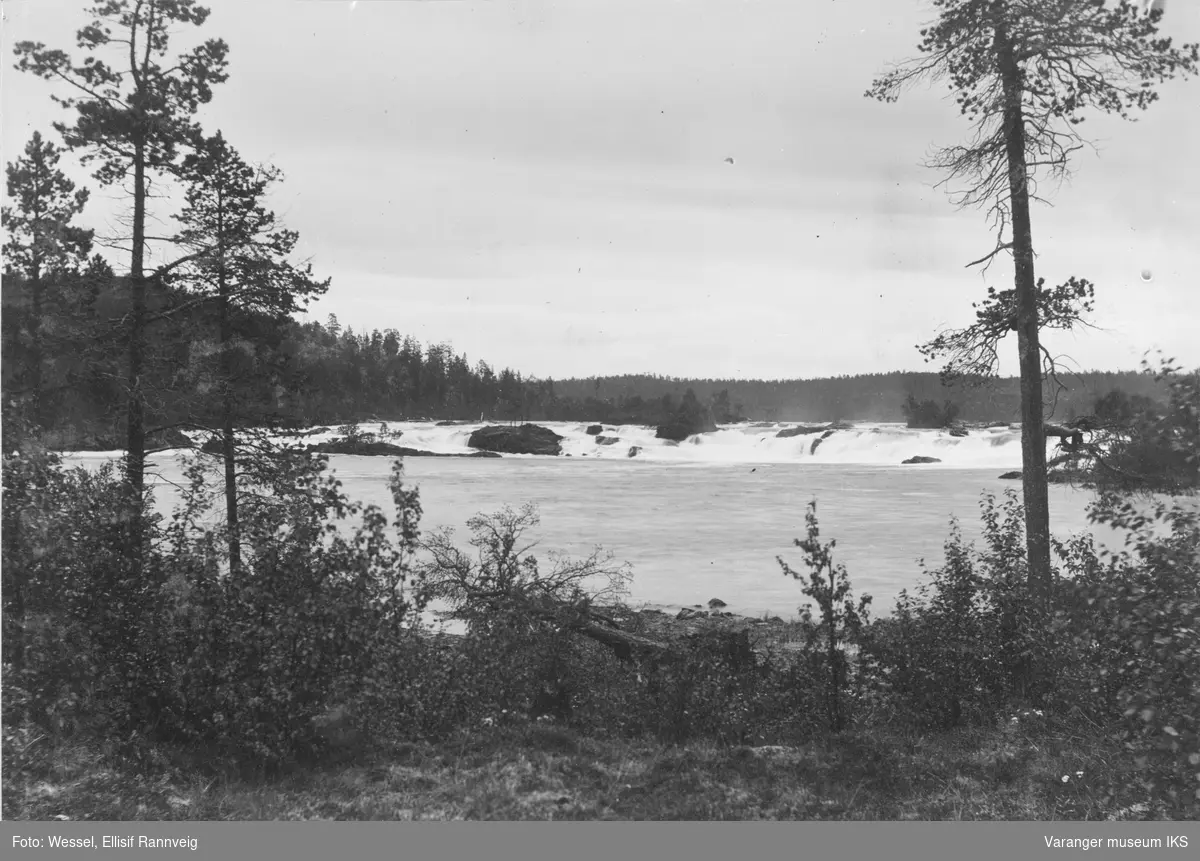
[996,26,1052,606]
[28,260,44,430]
[125,139,148,556]
[217,201,241,574]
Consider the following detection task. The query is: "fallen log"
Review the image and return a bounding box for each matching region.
[566,618,670,663]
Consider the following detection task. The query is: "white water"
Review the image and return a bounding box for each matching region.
[257,420,1039,468]
[62,421,1114,620]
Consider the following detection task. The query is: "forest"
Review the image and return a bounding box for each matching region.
[1,267,1168,445]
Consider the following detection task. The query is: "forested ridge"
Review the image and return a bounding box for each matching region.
[2,270,1166,445]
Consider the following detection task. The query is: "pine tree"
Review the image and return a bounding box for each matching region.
[171,131,329,572]
[14,0,230,512]
[2,132,94,429]
[868,0,1198,603]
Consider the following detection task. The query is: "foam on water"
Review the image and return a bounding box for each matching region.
[225,420,1037,468]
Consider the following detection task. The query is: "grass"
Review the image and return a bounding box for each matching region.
[2,715,1165,821]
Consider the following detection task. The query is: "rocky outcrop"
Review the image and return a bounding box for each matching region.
[708,598,727,609]
[999,468,1082,484]
[775,424,829,438]
[810,429,838,455]
[586,424,603,435]
[293,435,499,457]
[468,424,563,456]
[948,427,969,438]
[595,435,621,446]
[307,439,411,456]
[315,441,500,457]
[901,455,942,464]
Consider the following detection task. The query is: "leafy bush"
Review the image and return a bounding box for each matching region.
[158,454,426,766]
[413,503,632,732]
[2,435,435,771]
[1054,495,1199,815]
[2,439,169,739]
[869,492,1054,728]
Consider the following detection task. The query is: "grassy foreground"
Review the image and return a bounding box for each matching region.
[4,716,1160,821]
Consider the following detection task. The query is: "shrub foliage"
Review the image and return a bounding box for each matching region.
[3,384,1196,815]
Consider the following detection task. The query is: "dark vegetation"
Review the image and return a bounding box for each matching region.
[1,270,1172,440]
[901,395,961,430]
[655,388,718,442]
[4,365,1198,819]
[3,0,1198,823]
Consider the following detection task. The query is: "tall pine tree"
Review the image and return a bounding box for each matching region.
[172,131,329,572]
[868,0,1198,604]
[15,0,230,517]
[2,132,94,430]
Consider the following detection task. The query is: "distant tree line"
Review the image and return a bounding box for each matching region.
[550,371,1167,426]
[1,268,1173,444]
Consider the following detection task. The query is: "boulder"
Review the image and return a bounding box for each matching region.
[627,446,642,458]
[775,424,828,438]
[585,424,604,435]
[468,424,564,456]
[708,598,727,609]
[948,427,969,438]
[810,429,838,455]
[901,455,942,464]
[676,608,709,621]
[595,435,621,446]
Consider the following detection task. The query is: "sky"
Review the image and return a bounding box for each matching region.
[3,0,1198,381]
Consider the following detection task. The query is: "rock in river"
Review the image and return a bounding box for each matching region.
[468,424,564,456]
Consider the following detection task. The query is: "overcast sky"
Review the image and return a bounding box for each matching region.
[3,0,1198,380]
